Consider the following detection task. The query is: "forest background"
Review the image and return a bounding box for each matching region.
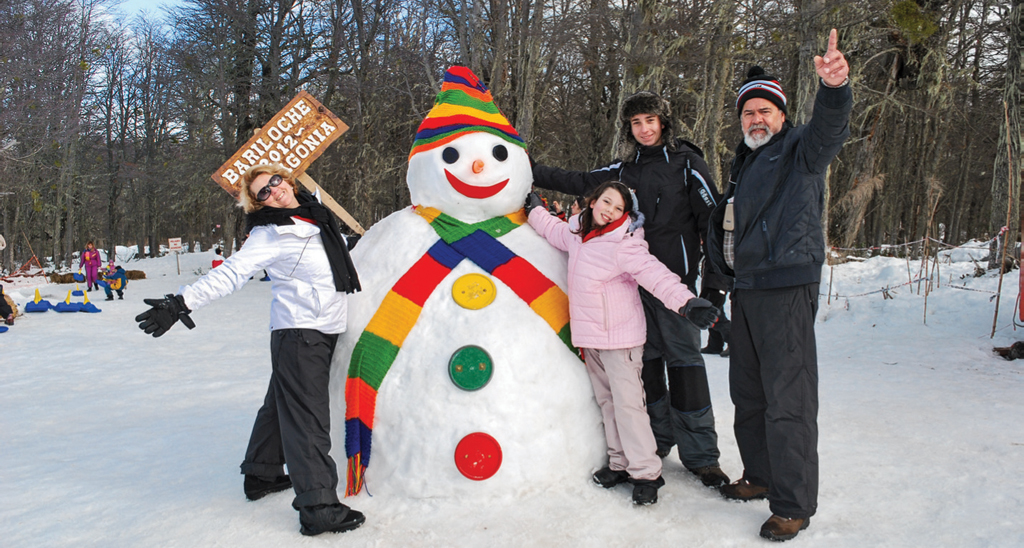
[0,0,1021,272]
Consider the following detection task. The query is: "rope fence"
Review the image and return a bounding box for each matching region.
[829,228,1006,255]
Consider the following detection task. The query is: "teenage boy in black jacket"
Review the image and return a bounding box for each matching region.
[532,91,729,490]
[707,29,852,542]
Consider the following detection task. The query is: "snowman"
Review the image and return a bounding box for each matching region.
[330,66,606,499]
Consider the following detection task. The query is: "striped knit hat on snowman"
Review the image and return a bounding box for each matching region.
[409,66,525,160]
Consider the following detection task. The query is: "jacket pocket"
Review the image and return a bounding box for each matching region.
[295,281,323,318]
[602,292,610,332]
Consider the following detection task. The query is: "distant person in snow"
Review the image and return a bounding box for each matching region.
[211,247,224,269]
[135,163,364,537]
[570,196,585,217]
[79,241,102,292]
[1,284,15,325]
[706,29,851,542]
[99,261,128,301]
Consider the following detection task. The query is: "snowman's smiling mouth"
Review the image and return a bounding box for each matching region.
[445,170,509,199]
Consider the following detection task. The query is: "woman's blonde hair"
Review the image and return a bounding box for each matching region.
[238,163,299,213]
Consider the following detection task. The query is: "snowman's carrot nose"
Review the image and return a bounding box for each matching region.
[472,159,485,174]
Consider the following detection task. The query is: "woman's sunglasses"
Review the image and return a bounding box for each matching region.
[255,174,283,202]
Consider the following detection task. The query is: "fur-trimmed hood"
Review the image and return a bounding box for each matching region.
[617,91,678,160]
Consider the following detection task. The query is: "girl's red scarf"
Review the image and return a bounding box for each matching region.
[581,213,629,242]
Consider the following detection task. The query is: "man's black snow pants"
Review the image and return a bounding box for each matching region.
[730,282,819,520]
[240,329,341,509]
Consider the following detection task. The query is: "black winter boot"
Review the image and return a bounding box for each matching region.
[701,329,725,354]
[592,466,630,488]
[105,295,114,301]
[299,503,366,536]
[631,476,665,505]
[244,474,292,501]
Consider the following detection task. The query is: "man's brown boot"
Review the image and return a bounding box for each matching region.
[759,514,810,541]
[718,477,768,501]
[688,465,730,487]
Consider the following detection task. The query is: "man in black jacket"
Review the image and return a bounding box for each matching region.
[707,29,851,541]
[532,91,729,489]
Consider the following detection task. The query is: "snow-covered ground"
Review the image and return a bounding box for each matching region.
[2,243,1022,547]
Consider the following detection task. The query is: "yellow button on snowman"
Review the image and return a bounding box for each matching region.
[333,67,605,500]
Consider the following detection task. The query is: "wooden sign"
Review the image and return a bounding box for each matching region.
[211,91,364,234]
[212,91,348,194]
[168,238,183,252]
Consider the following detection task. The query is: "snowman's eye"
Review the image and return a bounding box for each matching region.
[492,145,508,162]
[442,147,459,164]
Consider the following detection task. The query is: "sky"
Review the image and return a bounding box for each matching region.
[112,0,178,19]
[1,241,1023,547]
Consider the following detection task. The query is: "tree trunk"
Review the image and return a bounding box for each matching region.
[794,0,826,125]
[693,0,736,189]
[989,0,1023,270]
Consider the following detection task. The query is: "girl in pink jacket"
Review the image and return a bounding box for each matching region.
[527,181,719,505]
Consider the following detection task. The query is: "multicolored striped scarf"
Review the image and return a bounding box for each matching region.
[343,206,576,495]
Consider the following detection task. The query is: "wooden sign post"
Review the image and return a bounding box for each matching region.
[211,91,364,234]
[168,237,183,274]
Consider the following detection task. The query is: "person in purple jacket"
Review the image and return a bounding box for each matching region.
[79,241,102,291]
[526,181,719,506]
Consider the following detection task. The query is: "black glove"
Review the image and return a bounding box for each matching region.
[135,294,196,337]
[679,298,720,330]
[524,192,544,215]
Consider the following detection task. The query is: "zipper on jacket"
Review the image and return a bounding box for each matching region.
[762,220,774,263]
[290,236,314,277]
[679,235,689,276]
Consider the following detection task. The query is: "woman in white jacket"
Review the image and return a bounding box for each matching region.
[136,163,363,536]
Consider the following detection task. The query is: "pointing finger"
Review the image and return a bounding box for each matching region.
[827,28,838,53]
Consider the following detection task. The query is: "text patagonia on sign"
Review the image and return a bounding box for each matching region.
[212,91,347,195]
[221,102,336,185]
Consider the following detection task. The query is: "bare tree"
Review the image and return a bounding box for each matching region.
[988,0,1022,269]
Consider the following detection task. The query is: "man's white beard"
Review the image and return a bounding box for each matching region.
[744,124,773,150]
